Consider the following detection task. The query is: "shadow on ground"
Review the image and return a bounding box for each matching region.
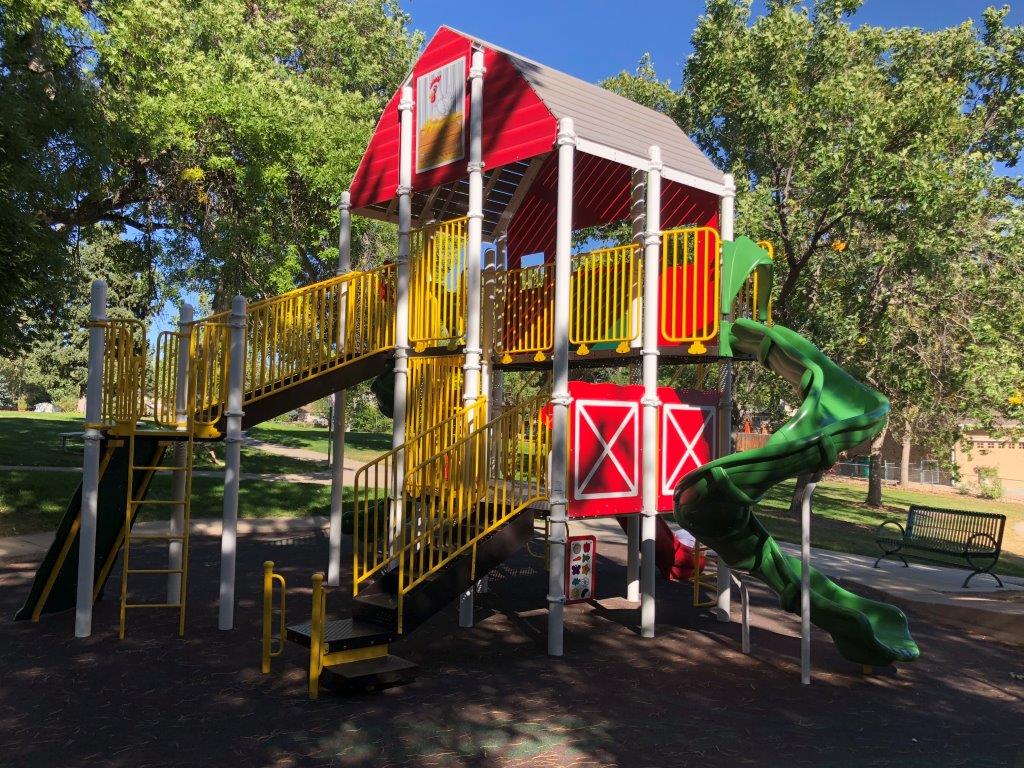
[1,523,1022,767]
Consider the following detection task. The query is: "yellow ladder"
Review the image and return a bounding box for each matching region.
[118,431,195,638]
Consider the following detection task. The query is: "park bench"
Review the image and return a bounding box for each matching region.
[874,505,1006,588]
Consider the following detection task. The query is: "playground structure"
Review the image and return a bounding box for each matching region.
[16,27,918,694]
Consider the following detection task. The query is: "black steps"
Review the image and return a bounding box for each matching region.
[286,617,393,653]
[352,507,535,634]
[321,654,419,694]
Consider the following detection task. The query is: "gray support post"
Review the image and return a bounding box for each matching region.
[640,147,663,638]
[459,47,486,624]
[547,117,576,657]
[75,280,107,638]
[716,173,737,623]
[800,472,821,684]
[626,167,645,602]
[328,191,352,586]
[218,295,246,631]
[168,302,194,604]
[390,85,414,553]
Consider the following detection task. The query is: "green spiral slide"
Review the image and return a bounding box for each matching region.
[674,318,920,666]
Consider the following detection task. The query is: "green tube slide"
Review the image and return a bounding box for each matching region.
[674,318,920,666]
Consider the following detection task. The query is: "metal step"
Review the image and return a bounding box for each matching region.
[286,617,394,653]
[320,654,419,694]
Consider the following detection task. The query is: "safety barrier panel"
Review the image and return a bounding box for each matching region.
[569,244,641,355]
[393,394,550,632]
[242,265,396,406]
[494,264,554,362]
[659,227,721,354]
[733,240,774,323]
[352,397,489,592]
[405,355,466,469]
[409,217,468,350]
[99,319,147,428]
[147,265,398,438]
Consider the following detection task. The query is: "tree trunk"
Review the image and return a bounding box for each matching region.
[866,423,888,507]
[788,474,809,516]
[899,430,912,487]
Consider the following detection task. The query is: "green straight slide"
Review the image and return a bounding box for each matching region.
[674,318,920,666]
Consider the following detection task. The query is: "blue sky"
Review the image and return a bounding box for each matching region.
[403,1,1023,86]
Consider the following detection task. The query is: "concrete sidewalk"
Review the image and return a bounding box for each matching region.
[4,513,1022,644]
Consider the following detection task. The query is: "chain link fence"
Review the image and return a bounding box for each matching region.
[829,458,953,487]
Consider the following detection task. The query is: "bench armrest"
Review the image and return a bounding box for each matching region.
[874,519,906,542]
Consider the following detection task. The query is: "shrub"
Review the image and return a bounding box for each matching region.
[975,466,1003,500]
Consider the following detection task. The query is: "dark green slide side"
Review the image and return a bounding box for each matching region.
[673,318,920,666]
[14,435,165,621]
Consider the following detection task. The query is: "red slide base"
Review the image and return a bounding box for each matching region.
[615,515,703,581]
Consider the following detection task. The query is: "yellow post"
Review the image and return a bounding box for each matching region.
[308,572,325,700]
[261,561,274,674]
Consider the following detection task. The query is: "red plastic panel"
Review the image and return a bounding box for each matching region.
[657,389,720,512]
[350,27,556,210]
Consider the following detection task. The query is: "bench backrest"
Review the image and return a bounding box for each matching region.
[905,505,1006,551]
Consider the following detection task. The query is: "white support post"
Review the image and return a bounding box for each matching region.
[328,191,352,587]
[716,173,737,623]
[75,280,107,638]
[459,47,486,624]
[218,295,246,631]
[547,117,575,657]
[626,167,645,602]
[640,147,663,639]
[168,302,194,604]
[800,472,820,684]
[390,85,414,552]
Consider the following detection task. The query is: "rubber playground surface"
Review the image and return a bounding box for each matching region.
[1,530,1021,768]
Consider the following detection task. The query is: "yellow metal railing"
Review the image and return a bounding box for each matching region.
[152,329,182,428]
[352,397,489,591]
[409,217,468,350]
[99,319,147,428]
[394,395,550,631]
[570,244,641,355]
[242,265,396,406]
[733,240,774,323]
[261,561,287,674]
[660,226,721,354]
[149,265,398,438]
[405,355,466,469]
[494,263,554,362]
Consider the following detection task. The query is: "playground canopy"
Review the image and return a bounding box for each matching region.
[350,26,728,261]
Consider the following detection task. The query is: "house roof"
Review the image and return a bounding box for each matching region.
[348,27,724,255]
[449,27,725,191]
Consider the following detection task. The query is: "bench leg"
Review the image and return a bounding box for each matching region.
[873,552,908,569]
[962,569,1003,589]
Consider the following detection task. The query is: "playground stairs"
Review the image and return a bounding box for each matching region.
[16,264,398,627]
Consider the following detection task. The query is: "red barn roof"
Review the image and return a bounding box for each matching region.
[350,26,726,260]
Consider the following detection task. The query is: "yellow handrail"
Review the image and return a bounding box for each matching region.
[569,244,641,355]
[494,263,554,362]
[242,265,396,406]
[152,329,182,428]
[352,396,489,593]
[405,355,466,469]
[409,217,468,350]
[659,226,721,354]
[261,561,287,674]
[363,394,551,633]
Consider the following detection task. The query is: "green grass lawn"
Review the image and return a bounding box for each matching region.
[0,468,349,538]
[0,411,326,474]
[0,412,88,467]
[756,479,1024,578]
[247,421,391,461]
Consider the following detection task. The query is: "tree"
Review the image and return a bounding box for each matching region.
[1,0,419,354]
[607,0,1024,505]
